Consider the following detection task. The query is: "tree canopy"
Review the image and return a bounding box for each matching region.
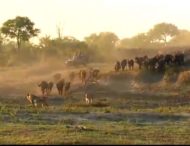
[148,22,179,45]
[119,33,151,48]
[1,16,40,51]
[169,30,190,46]
[118,23,180,49]
[84,32,119,61]
[85,32,119,50]
[0,16,189,66]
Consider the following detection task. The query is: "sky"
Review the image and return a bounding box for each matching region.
[0,0,190,41]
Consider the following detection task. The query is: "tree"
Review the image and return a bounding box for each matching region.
[39,35,52,49]
[1,16,40,51]
[169,30,190,46]
[0,33,3,49]
[85,32,119,50]
[118,33,151,49]
[56,23,64,40]
[85,32,119,61]
[148,22,179,45]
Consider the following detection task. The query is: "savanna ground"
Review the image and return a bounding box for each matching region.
[0,59,190,144]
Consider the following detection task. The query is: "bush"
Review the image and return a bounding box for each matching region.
[163,66,180,83]
[137,68,163,83]
[177,71,190,85]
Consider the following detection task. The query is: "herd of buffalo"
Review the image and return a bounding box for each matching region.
[27,51,186,107]
[115,51,185,72]
[37,68,100,96]
[38,51,185,97]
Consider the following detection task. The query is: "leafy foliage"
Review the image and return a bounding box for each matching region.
[148,23,179,44]
[119,33,151,48]
[1,16,40,50]
[169,30,190,46]
[0,16,190,66]
[85,32,119,61]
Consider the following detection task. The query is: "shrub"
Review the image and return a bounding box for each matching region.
[177,71,190,85]
[163,66,179,82]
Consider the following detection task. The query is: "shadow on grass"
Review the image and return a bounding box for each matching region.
[2,111,189,125]
[84,112,190,124]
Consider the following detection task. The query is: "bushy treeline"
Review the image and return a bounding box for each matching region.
[0,16,190,66]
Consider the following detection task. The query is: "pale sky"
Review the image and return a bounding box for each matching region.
[0,0,190,41]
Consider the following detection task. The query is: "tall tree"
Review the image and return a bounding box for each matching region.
[85,32,119,50]
[1,16,40,51]
[0,33,3,49]
[169,30,190,46]
[118,33,151,49]
[85,32,119,61]
[148,22,179,45]
[39,35,52,49]
[56,23,64,40]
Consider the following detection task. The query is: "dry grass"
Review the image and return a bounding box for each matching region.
[0,62,190,144]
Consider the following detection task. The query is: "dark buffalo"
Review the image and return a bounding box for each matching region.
[121,59,127,71]
[148,56,158,71]
[156,59,166,72]
[115,61,121,72]
[47,81,54,94]
[128,59,134,70]
[164,54,174,65]
[56,79,65,95]
[92,69,100,80]
[38,81,49,96]
[135,57,145,69]
[174,52,185,66]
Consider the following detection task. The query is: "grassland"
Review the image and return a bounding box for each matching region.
[0,62,190,144]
